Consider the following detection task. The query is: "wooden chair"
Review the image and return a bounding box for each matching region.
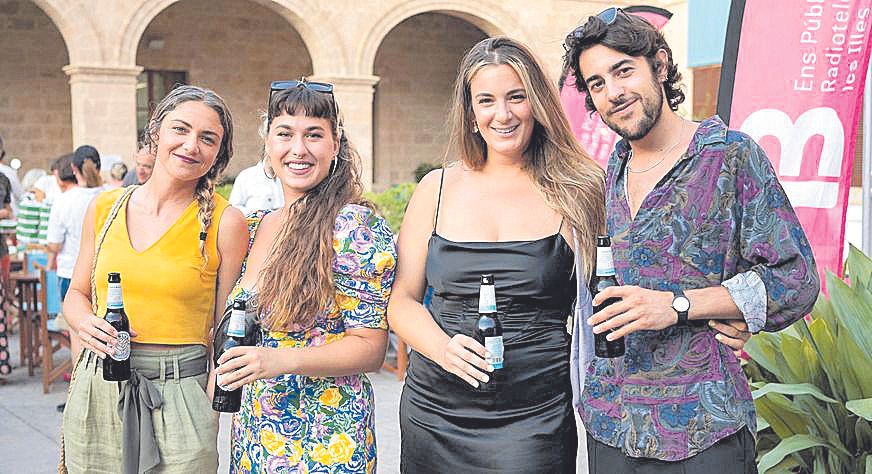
[35,265,71,393]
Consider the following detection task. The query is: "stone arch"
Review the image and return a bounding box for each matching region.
[21,0,75,61]
[116,0,345,73]
[0,0,76,169]
[356,0,529,76]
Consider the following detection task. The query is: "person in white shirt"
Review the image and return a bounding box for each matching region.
[228,160,284,215]
[0,133,24,215]
[47,146,104,301]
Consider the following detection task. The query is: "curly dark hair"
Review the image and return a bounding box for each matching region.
[562,10,685,113]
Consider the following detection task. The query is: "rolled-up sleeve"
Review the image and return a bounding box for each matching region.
[735,137,820,332]
[331,204,397,330]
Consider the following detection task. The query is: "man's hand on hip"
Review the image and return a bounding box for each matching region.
[588,286,677,340]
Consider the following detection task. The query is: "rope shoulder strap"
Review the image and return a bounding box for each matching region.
[58,184,138,474]
[90,185,138,314]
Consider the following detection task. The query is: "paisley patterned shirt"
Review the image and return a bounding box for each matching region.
[579,116,819,461]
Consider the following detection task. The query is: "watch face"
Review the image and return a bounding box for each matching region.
[673,296,690,312]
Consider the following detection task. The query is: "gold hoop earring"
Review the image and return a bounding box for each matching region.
[263,158,276,180]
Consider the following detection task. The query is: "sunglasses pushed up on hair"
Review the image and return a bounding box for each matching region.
[564,7,626,48]
[267,79,336,122]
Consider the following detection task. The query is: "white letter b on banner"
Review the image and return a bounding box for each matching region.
[740,107,843,208]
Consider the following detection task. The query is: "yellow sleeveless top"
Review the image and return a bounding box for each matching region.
[92,187,230,345]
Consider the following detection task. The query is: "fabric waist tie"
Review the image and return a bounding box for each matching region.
[116,351,208,474]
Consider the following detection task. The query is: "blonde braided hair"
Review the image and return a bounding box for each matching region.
[194,174,217,266]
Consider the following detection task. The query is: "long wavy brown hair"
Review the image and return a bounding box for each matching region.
[257,86,368,330]
[447,37,606,277]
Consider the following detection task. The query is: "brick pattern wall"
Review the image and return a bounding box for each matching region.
[0,0,71,172]
[373,13,486,189]
[136,0,313,178]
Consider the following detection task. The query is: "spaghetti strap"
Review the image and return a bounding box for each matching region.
[557,216,565,234]
[433,168,446,235]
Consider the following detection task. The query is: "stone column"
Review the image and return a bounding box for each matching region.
[63,65,143,163]
[312,75,380,191]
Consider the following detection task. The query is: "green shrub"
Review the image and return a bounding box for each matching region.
[365,182,416,233]
[743,245,872,473]
[215,182,233,200]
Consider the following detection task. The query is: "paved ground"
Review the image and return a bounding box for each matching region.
[0,333,589,473]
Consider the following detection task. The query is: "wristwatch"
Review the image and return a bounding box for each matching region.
[672,288,690,325]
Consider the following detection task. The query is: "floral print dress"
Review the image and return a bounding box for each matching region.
[229,204,396,473]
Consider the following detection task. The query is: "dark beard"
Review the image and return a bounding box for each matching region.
[603,86,664,141]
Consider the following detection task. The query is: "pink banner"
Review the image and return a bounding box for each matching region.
[720,0,872,284]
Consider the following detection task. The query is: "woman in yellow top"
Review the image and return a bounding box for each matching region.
[61,85,248,473]
[214,81,396,473]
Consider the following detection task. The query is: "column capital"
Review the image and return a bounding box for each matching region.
[62,65,144,84]
[310,75,380,91]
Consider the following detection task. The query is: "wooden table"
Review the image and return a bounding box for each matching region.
[8,270,40,376]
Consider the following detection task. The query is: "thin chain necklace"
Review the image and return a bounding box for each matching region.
[627,120,686,174]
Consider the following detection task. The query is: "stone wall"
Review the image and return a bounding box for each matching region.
[373,13,486,188]
[136,0,313,177]
[0,0,71,172]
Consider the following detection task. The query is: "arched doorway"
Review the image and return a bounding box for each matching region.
[372,13,487,188]
[0,0,72,172]
[135,0,314,177]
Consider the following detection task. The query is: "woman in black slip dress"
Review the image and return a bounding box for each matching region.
[387,37,606,473]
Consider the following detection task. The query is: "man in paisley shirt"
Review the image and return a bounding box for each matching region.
[563,8,819,473]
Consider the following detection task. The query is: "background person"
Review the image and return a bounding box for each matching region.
[228,160,284,215]
[106,162,127,188]
[122,145,156,186]
[47,146,107,309]
[0,133,23,215]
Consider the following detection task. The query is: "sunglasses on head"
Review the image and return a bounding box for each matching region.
[565,7,626,48]
[267,79,336,122]
[269,79,334,95]
[596,7,624,25]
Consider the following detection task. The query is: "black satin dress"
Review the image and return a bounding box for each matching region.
[399,229,578,473]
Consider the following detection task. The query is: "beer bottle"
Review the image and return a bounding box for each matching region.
[103,272,131,381]
[590,236,625,358]
[473,274,503,392]
[213,298,248,413]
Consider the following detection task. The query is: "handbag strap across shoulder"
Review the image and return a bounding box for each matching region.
[90,185,138,315]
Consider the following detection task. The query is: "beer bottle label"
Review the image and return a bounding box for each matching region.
[216,371,232,391]
[227,309,246,338]
[479,286,497,313]
[485,336,504,369]
[596,247,616,277]
[107,282,123,310]
[111,331,130,361]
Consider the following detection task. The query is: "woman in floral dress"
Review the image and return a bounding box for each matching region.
[216,81,396,473]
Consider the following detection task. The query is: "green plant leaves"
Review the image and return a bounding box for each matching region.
[748,247,872,474]
[847,398,872,421]
[758,434,831,473]
[827,272,872,362]
[752,383,838,404]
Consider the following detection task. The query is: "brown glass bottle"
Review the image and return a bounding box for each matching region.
[589,236,625,358]
[103,272,131,381]
[213,298,248,413]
